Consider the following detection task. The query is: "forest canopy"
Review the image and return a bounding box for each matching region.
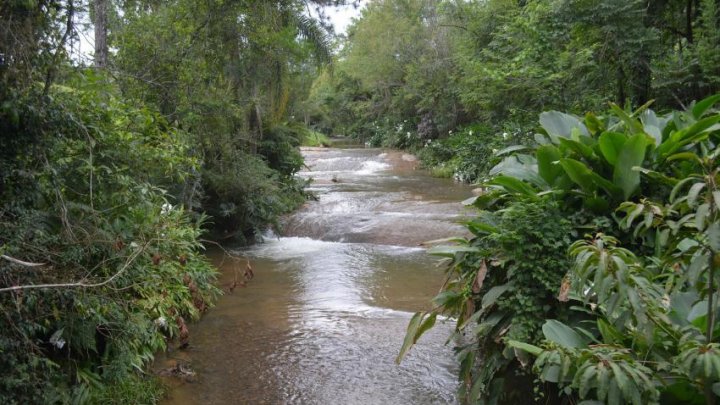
[0,0,337,402]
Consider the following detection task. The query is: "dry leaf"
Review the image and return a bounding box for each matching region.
[472,260,488,294]
[558,275,571,302]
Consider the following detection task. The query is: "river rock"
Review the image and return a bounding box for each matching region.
[401,153,417,162]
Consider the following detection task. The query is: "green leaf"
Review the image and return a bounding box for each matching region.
[427,245,479,258]
[598,132,627,166]
[490,156,547,187]
[610,103,644,134]
[708,222,720,251]
[414,312,437,343]
[536,145,563,184]
[432,290,464,308]
[713,382,720,397]
[584,112,605,135]
[540,111,589,139]
[542,319,588,348]
[506,340,543,356]
[657,114,720,157]
[687,182,706,208]
[633,167,678,186]
[597,318,625,344]
[691,94,720,119]
[669,291,700,326]
[688,301,709,325]
[482,284,512,309]
[558,137,595,161]
[495,145,528,156]
[488,175,538,197]
[559,158,621,197]
[613,133,647,200]
[396,312,424,363]
[667,152,702,164]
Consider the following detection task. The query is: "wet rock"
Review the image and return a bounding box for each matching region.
[157,362,197,383]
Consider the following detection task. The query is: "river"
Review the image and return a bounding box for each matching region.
[159,147,474,404]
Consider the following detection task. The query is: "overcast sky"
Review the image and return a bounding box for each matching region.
[321,1,367,35]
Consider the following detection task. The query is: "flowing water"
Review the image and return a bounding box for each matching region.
[160,147,475,404]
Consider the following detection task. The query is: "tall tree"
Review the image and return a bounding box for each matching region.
[93,0,108,68]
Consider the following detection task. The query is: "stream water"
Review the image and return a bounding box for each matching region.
[160,147,474,404]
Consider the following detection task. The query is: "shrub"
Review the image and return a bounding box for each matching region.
[0,83,219,403]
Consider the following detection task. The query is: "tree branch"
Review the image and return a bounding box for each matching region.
[0,243,148,293]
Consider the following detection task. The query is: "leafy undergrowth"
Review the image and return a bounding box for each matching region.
[301,129,332,147]
[399,95,720,404]
[0,85,220,404]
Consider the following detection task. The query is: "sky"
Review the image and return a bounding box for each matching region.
[320,1,367,35]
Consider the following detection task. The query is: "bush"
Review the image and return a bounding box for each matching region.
[418,124,531,183]
[0,83,219,403]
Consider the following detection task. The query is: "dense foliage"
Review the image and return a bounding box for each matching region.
[307,0,720,182]
[399,96,720,404]
[0,0,339,402]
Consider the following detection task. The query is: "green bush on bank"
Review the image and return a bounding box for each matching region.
[0,83,219,403]
[400,95,720,404]
[417,124,532,182]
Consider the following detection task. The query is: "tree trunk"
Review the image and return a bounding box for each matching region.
[93,0,108,68]
[687,0,695,44]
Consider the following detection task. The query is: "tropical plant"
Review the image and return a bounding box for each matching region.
[400,94,720,404]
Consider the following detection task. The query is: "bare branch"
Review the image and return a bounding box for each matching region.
[0,243,148,293]
[1,255,46,267]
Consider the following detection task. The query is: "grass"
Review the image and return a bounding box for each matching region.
[429,163,455,178]
[302,130,332,147]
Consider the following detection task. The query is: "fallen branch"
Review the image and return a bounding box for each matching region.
[1,255,46,267]
[0,243,147,293]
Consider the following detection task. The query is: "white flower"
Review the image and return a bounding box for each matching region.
[502,132,508,139]
[53,338,66,349]
[155,316,168,328]
[492,148,498,154]
[161,203,173,215]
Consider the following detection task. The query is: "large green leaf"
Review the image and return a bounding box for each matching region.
[559,158,596,192]
[559,158,621,197]
[542,319,588,348]
[396,312,424,364]
[558,137,595,161]
[540,111,589,139]
[598,132,627,166]
[610,103,644,134]
[488,175,538,197]
[536,145,563,184]
[668,291,700,327]
[428,245,479,258]
[613,133,647,200]
[495,145,528,156]
[507,340,543,356]
[691,94,720,119]
[657,114,720,158]
[490,156,546,188]
[481,284,512,309]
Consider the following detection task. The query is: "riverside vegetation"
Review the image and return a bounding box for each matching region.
[0,0,342,402]
[303,1,720,404]
[2,0,720,404]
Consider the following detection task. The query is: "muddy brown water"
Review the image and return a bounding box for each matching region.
[159,148,475,405]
